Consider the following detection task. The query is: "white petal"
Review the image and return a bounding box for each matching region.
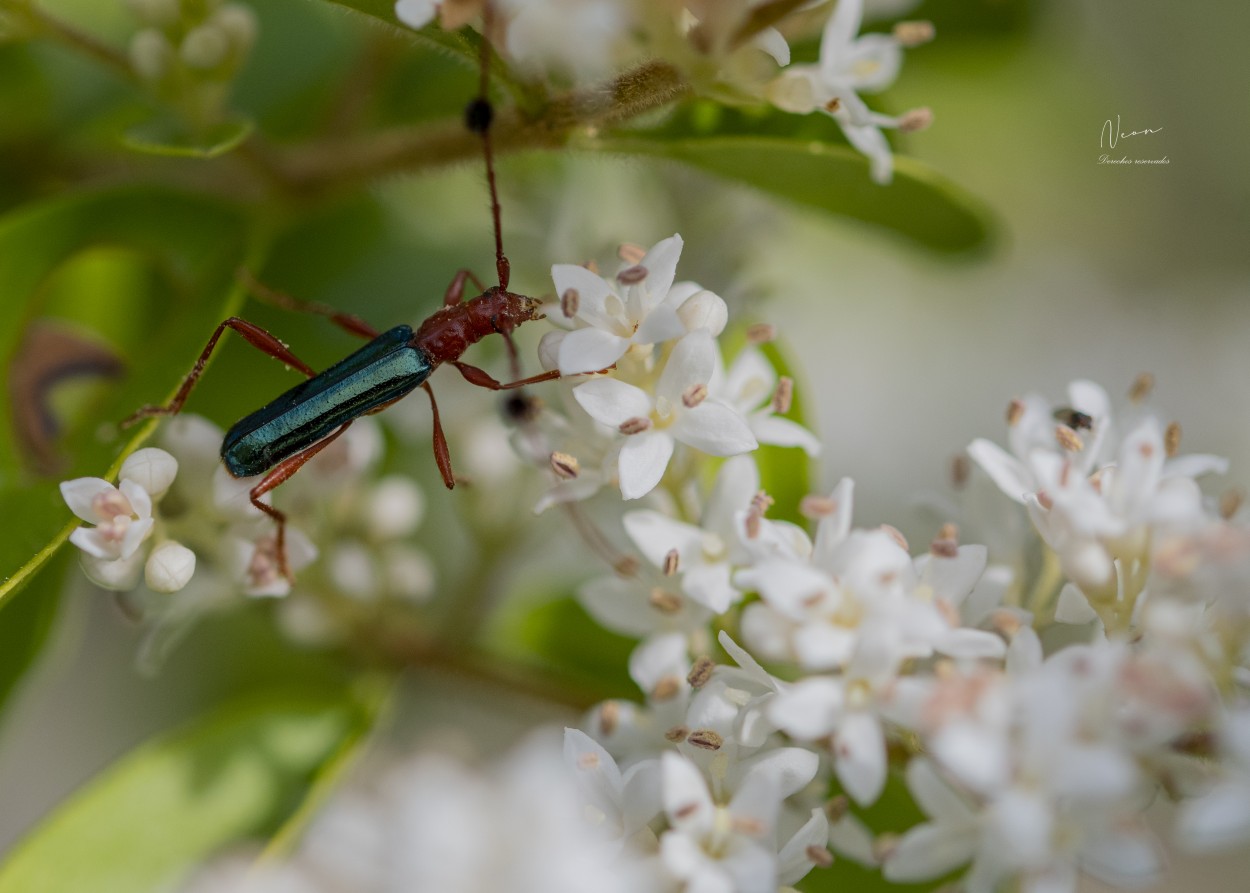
[622,511,704,569]
[69,526,117,560]
[656,329,716,403]
[884,822,977,882]
[557,327,630,375]
[563,727,624,814]
[735,747,819,800]
[621,759,663,834]
[80,550,145,591]
[1164,453,1229,479]
[662,752,714,837]
[727,762,780,836]
[118,515,155,560]
[754,26,790,67]
[1054,583,1097,624]
[834,712,887,804]
[750,414,821,455]
[769,678,842,739]
[59,477,117,524]
[619,432,674,500]
[840,120,893,185]
[682,563,737,614]
[793,623,858,671]
[906,758,976,823]
[716,631,776,690]
[1080,830,1162,886]
[673,402,758,456]
[778,809,830,885]
[722,347,775,411]
[551,263,616,329]
[578,576,655,637]
[573,377,652,427]
[634,304,685,345]
[967,439,1034,503]
[394,0,436,29]
[636,234,683,313]
[820,0,862,65]
[628,631,688,693]
[843,34,902,92]
[916,544,987,605]
[934,628,1007,660]
[1177,781,1250,851]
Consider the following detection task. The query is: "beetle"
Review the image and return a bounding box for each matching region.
[123,50,573,580]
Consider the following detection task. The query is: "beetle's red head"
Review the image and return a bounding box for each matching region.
[483,287,544,335]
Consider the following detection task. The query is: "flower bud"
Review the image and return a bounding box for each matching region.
[180,24,230,70]
[365,475,425,540]
[121,447,179,500]
[145,540,197,593]
[383,545,435,602]
[212,3,258,53]
[81,550,145,592]
[129,28,174,81]
[676,289,728,336]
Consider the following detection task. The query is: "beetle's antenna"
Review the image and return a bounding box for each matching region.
[465,3,510,291]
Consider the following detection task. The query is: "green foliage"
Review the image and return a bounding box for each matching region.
[121,113,255,158]
[0,687,378,893]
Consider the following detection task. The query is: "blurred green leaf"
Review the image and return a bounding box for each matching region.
[121,114,254,158]
[0,186,254,608]
[0,688,377,893]
[0,551,65,722]
[605,134,994,253]
[496,595,638,702]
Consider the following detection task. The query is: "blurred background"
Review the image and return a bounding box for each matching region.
[1,0,1248,888]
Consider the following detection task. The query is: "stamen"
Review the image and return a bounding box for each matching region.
[686,729,723,750]
[619,416,652,435]
[746,322,776,344]
[1006,398,1025,426]
[951,454,970,488]
[560,288,579,318]
[1165,422,1182,458]
[745,490,774,539]
[618,243,646,265]
[771,376,793,414]
[682,384,708,408]
[582,259,600,275]
[665,724,689,743]
[881,524,909,551]
[825,795,850,821]
[663,548,680,576]
[1055,424,1084,452]
[1220,488,1243,520]
[893,20,935,46]
[731,815,765,836]
[614,556,639,577]
[687,656,715,689]
[652,676,682,701]
[598,701,621,736]
[929,523,959,557]
[800,494,837,519]
[872,833,899,863]
[824,97,842,113]
[806,846,835,868]
[648,587,683,614]
[1129,372,1155,403]
[577,752,600,770]
[898,107,933,133]
[617,264,648,285]
[673,802,700,820]
[550,451,579,479]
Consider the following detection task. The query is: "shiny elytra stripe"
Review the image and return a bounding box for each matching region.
[221,325,432,477]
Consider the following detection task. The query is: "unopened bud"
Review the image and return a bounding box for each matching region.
[617,264,647,285]
[1129,372,1155,402]
[619,416,652,435]
[1164,422,1182,457]
[129,28,173,80]
[676,290,728,336]
[1055,424,1084,452]
[898,107,933,133]
[144,540,196,593]
[687,656,715,688]
[560,288,579,318]
[550,451,579,479]
[180,24,230,70]
[213,4,259,52]
[745,322,776,344]
[663,548,680,576]
[682,384,708,408]
[120,447,178,500]
[687,728,723,750]
[893,20,935,46]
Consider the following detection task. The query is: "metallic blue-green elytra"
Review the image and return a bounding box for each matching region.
[222,325,431,477]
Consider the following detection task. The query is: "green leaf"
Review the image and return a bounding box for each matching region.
[605,134,995,254]
[0,187,255,607]
[0,551,65,720]
[121,114,254,158]
[0,688,378,893]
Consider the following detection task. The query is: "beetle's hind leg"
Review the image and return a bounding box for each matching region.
[123,317,318,428]
[237,269,381,340]
[247,421,353,581]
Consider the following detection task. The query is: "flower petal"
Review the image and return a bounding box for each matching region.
[834,712,887,805]
[673,401,758,456]
[619,432,674,500]
[59,477,116,524]
[558,327,629,375]
[573,378,652,427]
[656,329,716,404]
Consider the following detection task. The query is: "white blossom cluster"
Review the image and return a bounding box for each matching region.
[60,414,433,662]
[394,0,933,182]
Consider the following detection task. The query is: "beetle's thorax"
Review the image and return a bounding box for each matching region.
[410,287,542,367]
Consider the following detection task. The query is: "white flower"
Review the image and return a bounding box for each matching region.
[226,527,317,597]
[564,728,661,843]
[61,476,155,561]
[500,0,631,81]
[573,329,757,499]
[766,0,928,183]
[549,235,701,375]
[1177,708,1250,851]
[715,346,820,456]
[622,455,760,613]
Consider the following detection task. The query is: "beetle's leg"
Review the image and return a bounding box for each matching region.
[422,382,456,489]
[249,421,353,580]
[122,318,317,428]
[238,269,380,340]
[499,329,522,380]
[444,269,488,306]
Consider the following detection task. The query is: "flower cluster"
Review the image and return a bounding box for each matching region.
[394,0,932,180]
